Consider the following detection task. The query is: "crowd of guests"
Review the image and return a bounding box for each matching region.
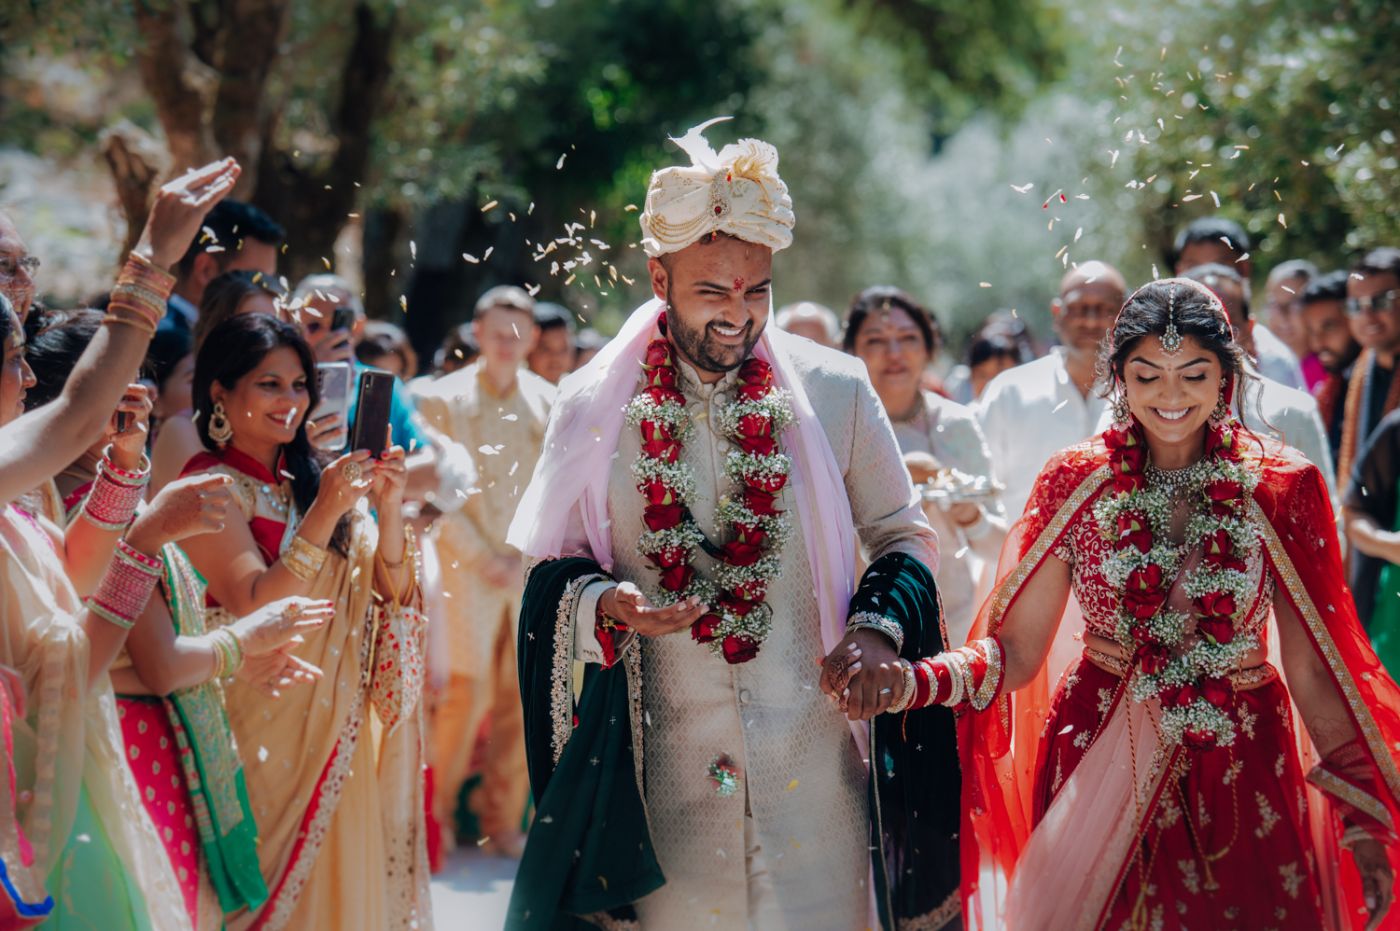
[1,141,1398,931]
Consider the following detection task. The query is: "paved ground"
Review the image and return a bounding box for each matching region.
[430,847,519,929]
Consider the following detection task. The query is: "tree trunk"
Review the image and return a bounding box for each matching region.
[210,0,291,196]
[131,1,217,173]
[252,1,396,284]
[99,122,167,259]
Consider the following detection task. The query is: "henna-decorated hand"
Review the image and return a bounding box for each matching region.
[819,628,904,720]
[126,473,233,555]
[106,384,154,470]
[136,159,241,271]
[230,597,334,657]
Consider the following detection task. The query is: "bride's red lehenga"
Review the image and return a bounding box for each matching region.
[958,435,1400,931]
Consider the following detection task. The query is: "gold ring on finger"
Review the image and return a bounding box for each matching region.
[342,461,363,483]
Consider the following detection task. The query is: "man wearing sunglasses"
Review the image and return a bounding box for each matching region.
[1340,246,1400,627]
[0,211,39,324]
[1339,248,1400,480]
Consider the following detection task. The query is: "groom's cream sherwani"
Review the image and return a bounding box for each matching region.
[565,340,937,929]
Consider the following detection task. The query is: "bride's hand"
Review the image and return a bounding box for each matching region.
[1353,838,1393,930]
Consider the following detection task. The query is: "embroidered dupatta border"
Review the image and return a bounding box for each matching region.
[1253,498,1400,802]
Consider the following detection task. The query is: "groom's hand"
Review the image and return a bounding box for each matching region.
[820,628,903,721]
[600,581,707,638]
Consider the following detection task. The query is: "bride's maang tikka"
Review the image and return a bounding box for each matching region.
[1161,284,1184,355]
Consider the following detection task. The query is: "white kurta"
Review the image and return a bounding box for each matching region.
[975,349,1108,520]
[570,343,937,930]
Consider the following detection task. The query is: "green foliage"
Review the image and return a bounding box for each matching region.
[1054,0,1400,271]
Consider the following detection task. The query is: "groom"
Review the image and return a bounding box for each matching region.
[505,119,960,930]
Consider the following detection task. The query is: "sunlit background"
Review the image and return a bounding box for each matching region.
[3,0,1397,364]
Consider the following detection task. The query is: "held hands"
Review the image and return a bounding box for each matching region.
[599,581,707,638]
[1353,838,1394,931]
[818,628,904,721]
[136,158,242,272]
[127,473,233,555]
[106,385,154,470]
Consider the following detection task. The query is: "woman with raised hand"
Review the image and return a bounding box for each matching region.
[177,312,431,930]
[844,279,1400,930]
[0,160,243,930]
[23,307,339,928]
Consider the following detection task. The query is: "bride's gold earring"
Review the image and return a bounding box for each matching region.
[208,401,234,448]
[1112,383,1131,424]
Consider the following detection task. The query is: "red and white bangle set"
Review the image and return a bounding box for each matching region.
[85,539,163,630]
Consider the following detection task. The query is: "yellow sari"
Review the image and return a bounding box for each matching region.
[186,451,431,931]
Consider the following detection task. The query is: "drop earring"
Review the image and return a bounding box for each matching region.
[208,401,234,448]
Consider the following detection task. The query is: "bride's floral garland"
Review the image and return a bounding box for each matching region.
[1095,417,1261,749]
[623,318,794,664]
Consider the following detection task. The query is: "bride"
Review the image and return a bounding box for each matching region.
[859,278,1400,929]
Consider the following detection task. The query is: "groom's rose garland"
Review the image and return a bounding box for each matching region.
[624,317,795,664]
[1095,416,1261,749]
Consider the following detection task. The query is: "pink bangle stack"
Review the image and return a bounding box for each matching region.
[85,539,163,630]
[82,450,150,532]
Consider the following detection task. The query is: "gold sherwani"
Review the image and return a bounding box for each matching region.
[417,362,555,837]
[570,344,938,929]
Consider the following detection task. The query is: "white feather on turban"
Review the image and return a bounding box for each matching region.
[638,117,795,258]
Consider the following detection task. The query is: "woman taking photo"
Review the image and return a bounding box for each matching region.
[177,312,431,930]
[850,279,1400,929]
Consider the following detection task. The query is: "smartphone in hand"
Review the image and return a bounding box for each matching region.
[310,362,354,450]
[349,370,395,457]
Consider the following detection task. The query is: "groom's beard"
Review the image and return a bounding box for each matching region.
[665,295,763,375]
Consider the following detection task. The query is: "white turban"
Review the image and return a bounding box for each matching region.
[639,117,795,258]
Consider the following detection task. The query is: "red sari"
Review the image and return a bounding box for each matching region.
[959,436,1400,930]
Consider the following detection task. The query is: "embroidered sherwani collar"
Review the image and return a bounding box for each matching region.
[673,353,742,400]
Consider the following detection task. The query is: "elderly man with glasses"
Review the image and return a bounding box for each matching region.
[0,211,39,323]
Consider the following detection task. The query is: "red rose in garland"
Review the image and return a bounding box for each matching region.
[692,613,722,643]
[1202,528,1247,572]
[626,314,795,665]
[738,358,773,385]
[744,488,779,517]
[737,412,771,437]
[644,341,674,367]
[721,634,760,664]
[736,434,778,457]
[1115,511,1153,553]
[1197,616,1236,645]
[659,564,695,592]
[643,503,686,532]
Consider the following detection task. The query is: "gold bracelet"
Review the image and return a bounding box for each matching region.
[102,308,158,336]
[281,534,329,582]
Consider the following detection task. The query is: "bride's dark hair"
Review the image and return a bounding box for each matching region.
[1097,277,1257,410]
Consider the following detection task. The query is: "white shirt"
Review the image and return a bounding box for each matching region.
[976,349,1108,520]
[1253,323,1306,392]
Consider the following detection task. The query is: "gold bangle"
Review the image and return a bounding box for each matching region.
[102,309,158,337]
[281,534,329,582]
